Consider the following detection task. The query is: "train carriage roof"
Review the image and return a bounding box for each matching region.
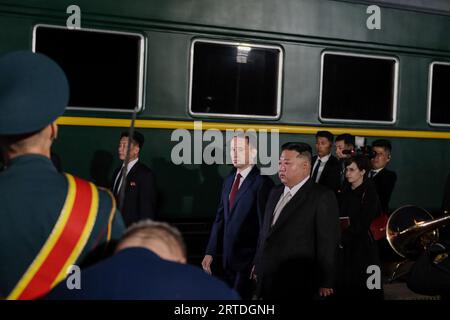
[339,0,450,15]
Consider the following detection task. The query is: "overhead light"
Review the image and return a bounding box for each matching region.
[237,45,252,63]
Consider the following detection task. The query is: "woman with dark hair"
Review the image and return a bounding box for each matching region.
[338,154,383,299]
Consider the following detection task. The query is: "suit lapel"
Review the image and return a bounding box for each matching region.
[229,166,259,214]
[269,179,313,236]
[125,162,139,190]
[260,186,284,241]
[223,173,234,217]
[319,161,329,183]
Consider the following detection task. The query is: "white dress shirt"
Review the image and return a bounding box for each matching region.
[113,158,139,194]
[312,153,331,183]
[235,165,254,188]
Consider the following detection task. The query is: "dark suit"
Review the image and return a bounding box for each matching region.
[205,166,274,298]
[371,168,397,214]
[312,155,341,195]
[112,161,157,226]
[45,247,240,300]
[254,179,340,299]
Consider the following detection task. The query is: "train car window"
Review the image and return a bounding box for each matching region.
[428,62,450,126]
[189,39,282,119]
[33,25,145,112]
[320,52,398,124]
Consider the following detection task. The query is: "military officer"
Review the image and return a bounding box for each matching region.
[0,51,125,300]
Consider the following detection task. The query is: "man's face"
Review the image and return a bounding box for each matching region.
[335,140,353,160]
[371,146,390,170]
[118,137,139,161]
[316,137,332,158]
[230,136,254,169]
[278,150,309,188]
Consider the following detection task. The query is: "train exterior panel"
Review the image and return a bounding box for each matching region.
[1,0,450,235]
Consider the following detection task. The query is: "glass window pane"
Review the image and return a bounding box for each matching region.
[321,53,397,123]
[190,40,281,118]
[34,25,144,112]
[429,63,450,125]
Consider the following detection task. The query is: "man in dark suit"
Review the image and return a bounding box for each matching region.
[370,139,397,214]
[46,220,239,300]
[254,142,340,300]
[311,131,341,195]
[112,131,157,226]
[202,133,274,299]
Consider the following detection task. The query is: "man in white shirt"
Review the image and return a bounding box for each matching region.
[254,142,340,300]
[311,131,341,194]
[111,131,157,226]
[202,133,274,299]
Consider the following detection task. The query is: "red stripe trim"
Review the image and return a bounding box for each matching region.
[18,177,93,299]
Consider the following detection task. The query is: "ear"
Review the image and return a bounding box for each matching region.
[50,122,58,140]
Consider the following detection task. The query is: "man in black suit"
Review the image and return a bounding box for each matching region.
[311,131,341,195]
[112,131,157,226]
[202,133,274,299]
[254,142,340,300]
[370,139,397,214]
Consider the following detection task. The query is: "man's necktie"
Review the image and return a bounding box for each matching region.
[229,173,242,208]
[311,159,321,182]
[272,191,292,226]
[113,167,125,196]
[369,170,376,178]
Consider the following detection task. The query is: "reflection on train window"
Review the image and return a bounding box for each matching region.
[33,25,144,112]
[428,62,450,126]
[190,40,282,119]
[320,52,398,124]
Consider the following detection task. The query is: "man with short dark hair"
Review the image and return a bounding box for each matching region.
[254,142,340,299]
[46,220,240,300]
[311,131,341,194]
[370,139,397,214]
[111,131,157,226]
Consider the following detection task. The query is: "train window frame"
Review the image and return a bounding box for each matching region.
[188,38,283,120]
[319,51,399,125]
[427,61,450,127]
[32,24,146,113]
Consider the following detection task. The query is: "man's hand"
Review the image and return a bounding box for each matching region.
[319,287,334,297]
[201,255,213,275]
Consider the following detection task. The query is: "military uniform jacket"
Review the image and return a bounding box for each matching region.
[0,155,125,299]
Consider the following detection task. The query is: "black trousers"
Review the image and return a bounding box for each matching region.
[223,267,254,300]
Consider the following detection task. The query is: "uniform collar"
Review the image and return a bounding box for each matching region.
[8,154,54,168]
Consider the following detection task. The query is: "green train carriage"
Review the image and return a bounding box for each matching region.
[1,0,450,262]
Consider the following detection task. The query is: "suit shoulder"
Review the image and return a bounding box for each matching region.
[134,162,155,176]
[386,168,397,179]
[328,155,340,165]
[311,182,336,199]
